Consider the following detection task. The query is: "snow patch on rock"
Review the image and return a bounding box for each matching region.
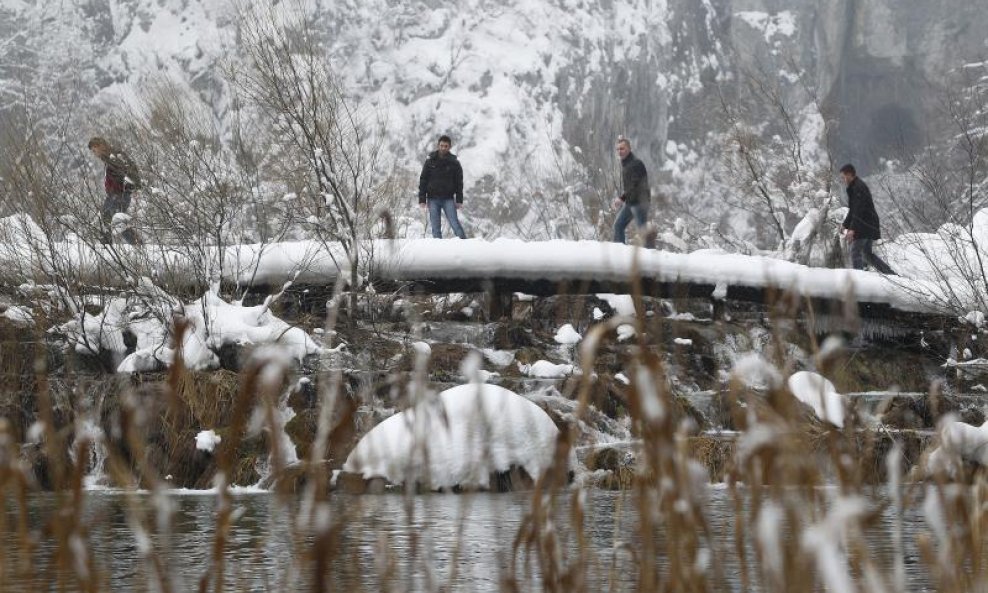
[342,384,561,490]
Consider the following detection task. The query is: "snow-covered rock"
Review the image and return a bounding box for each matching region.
[518,360,575,379]
[616,324,636,341]
[553,323,582,344]
[195,429,222,453]
[342,384,561,490]
[787,371,845,427]
[731,353,784,390]
[2,306,34,326]
[64,280,320,373]
[925,418,988,477]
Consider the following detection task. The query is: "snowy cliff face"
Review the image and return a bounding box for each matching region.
[1,0,985,239]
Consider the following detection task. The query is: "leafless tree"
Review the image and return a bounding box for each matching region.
[229,1,397,327]
[706,54,839,262]
[880,61,988,313]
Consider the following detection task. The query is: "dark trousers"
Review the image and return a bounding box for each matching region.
[101,191,138,244]
[850,238,895,274]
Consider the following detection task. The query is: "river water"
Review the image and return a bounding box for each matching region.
[5,486,934,592]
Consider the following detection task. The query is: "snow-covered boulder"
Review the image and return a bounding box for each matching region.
[2,305,34,326]
[924,418,988,478]
[64,280,321,373]
[731,353,784,390]
[553,323,581,344]
[787,371,845,428]
[342,384,561,491]
[195,429,222,453]
[518,360,575,378]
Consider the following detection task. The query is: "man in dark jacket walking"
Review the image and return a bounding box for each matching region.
[840,163,895,274]
[88,136,141,245]
[418,135,466,239]
[612,138,654,248]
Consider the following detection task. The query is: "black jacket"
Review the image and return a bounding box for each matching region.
[101,148,143,193]
[418,151,463,204]
[842,176,880,240]
[620,152,649,205]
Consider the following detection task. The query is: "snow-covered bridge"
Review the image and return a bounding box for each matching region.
[0,228,953,325]
[236,238,944,325]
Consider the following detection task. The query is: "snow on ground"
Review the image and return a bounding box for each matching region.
[342,384,561,490]
[787,371,846,427]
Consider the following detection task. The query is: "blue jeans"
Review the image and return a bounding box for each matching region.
[613,202,651,246]
[428,197,466,239]
[850,238,895,274]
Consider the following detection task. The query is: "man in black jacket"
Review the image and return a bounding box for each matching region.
[418,135,466,239]
[612,138,654,248]
[840,163,895,274]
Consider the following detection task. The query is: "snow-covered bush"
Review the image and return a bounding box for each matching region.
[62,278,320,373]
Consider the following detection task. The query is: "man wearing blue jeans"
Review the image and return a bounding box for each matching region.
[612,138,654,247]
[418,135,466,239]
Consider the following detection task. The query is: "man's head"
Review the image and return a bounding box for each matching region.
[88,136,111,159]
[839,163,857,186]
[616,138,631,160]
[437,135,452,156]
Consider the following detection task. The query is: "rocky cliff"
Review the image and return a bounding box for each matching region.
[1,0,984,237]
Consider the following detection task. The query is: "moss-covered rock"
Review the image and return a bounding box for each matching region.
[493,321,536,349]
[686,435,736,482]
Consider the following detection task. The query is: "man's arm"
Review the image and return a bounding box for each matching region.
[842,184,855,229]
[418,161,429,204]
[454,160,464,204]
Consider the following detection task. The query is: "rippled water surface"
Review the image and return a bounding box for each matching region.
[6,487,933,592]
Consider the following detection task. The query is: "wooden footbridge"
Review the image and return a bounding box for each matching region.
[0,235,956,331]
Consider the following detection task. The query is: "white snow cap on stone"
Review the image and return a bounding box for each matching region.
[925,417,988,476]
[411,341,432,356]
[66,281,321,374]
[731,353,784,390]
[616,324,636,341]
[195,429,222,453]
[518,360,575,378]
[554,323,582,344]
[2,306,33,326]
[342,384,561,490]
[787,371,845,427]
[963,310,985,328]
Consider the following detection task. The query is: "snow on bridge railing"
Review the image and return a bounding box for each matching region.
[0,231,946,315]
